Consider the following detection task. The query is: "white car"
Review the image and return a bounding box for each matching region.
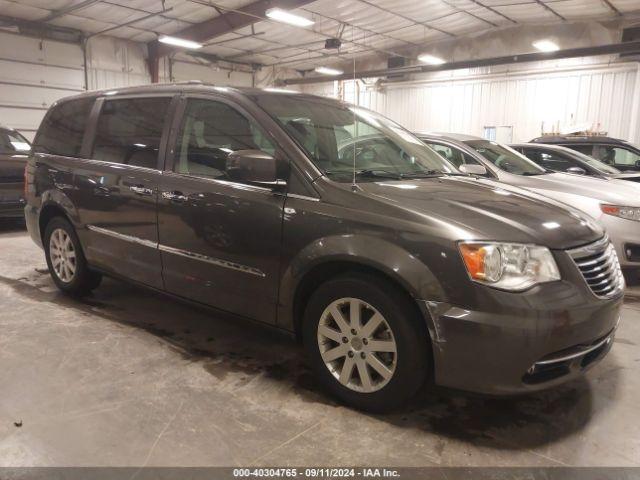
[419,132,640,285]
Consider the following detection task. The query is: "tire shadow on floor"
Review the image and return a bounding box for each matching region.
[0,267,621,452]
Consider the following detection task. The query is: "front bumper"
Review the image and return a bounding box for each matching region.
[424,246,623,395]
[24,204,42,247]
[599,213,640,270]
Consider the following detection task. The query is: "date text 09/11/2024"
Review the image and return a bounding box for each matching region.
[232,468,400,478]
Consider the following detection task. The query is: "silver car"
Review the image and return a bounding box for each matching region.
[418,132,640,284]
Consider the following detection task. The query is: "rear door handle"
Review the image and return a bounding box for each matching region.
[162,191,188,203]
[130,185,153,196]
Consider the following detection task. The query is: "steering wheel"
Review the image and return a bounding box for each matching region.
[356,145,379,165]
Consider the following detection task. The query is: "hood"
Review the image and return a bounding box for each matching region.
[505,172,640,205]
[357,176,603,250]
[611,172,640,183]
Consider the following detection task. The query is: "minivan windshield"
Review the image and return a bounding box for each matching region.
[466,140,547,176]
[255,95,459,181]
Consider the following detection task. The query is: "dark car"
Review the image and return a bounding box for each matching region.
[0,126,31,218]
[530,135,640,172]
[511,143,640,183]
[25,84,623,411]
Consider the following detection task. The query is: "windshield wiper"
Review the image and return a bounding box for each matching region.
[325,169,462,180]
[522,171,548,176]
[402,170,468,178]
[354,169,404,179]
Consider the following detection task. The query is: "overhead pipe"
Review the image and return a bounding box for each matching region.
[281,40,640,86]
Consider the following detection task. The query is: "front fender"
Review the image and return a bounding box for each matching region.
[277,234,446,333]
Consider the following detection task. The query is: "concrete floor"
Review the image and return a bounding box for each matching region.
[0,218,639,468]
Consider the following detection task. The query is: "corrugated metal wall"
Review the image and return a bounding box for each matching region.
[304,61,640,143]
[0,31,85,140]
[0,32,255,140]
[0,32,151,140]
[86,36,150,91]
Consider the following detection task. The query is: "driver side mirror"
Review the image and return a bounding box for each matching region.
[566,166,587,175]
[635,160,640,168]
[226,150,285,188]
[459,164,488,176]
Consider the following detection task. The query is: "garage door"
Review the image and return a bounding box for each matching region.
[0,31,85,141]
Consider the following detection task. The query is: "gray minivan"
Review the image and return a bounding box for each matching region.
[25,84,623,411]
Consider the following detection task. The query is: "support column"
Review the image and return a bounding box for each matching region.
[147,41,160,84]
[629,64,640,143]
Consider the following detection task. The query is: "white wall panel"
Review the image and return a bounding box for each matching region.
[86,36,150,90]
[306,61,640,143]
[0,31,84,139]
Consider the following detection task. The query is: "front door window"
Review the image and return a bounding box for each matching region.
[174,99,276,180]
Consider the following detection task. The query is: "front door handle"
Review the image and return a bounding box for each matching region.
[130,185,153,196]
[162,191,188,203]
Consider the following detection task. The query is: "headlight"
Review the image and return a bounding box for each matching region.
[601,204,640,221]
[458,242,560,291]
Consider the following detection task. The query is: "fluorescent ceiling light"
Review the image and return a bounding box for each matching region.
[159,35,202,50]
[418,54,446,65]
[265,8,314,27]
[315,66,343,76]
[533,39,559,52]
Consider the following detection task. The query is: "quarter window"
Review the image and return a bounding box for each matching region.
[174,99,276,179]
[33,98,94,157]
[92,97,171,169]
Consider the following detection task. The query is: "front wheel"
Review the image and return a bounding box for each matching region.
[44,217,102,296]
[302,274,430,412]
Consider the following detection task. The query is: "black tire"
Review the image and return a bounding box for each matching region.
[43,216,102,296]
[302,273,430,412]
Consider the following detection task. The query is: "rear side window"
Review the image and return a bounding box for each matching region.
[593,145,640,166]
[92,97,171,169]
[33,98,94,157]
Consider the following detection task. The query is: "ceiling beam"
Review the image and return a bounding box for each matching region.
[355,0,457,36]
[533,0,566,21]
[149,0,317,58]
[87,7,173,38]
[601,0,622,16]
[40,0,101,23]
[466,0,518,24]
[0,14,83,43]
[282,40,640,85]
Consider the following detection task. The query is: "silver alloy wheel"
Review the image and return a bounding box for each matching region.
[317,297,397,393]
[49,228,77,283]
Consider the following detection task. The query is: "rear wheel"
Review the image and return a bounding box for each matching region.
[303,273,430,412]
[44,217,102,296]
